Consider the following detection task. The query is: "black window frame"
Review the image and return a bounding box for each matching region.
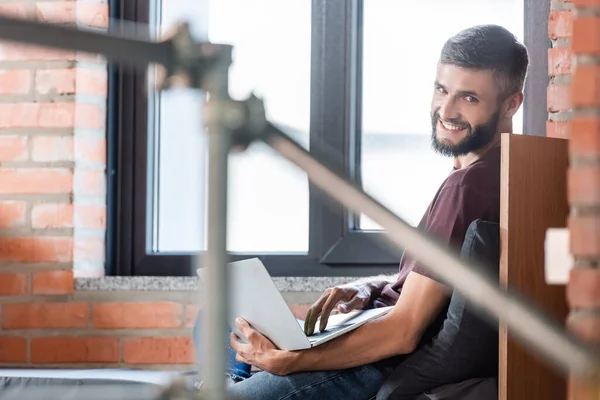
[107,0,550,277]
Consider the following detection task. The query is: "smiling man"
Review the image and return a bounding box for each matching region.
[223,24,529,400]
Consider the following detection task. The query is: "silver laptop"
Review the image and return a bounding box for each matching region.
[197,258,392,351]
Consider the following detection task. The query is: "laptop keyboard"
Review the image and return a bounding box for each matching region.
[306,324,350,342]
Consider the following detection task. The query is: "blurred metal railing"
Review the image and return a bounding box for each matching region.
[0,16,597,400]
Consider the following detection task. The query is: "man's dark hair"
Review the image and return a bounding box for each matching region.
[439,24,529,98]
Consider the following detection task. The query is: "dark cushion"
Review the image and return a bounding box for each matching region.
[376,219,500,400]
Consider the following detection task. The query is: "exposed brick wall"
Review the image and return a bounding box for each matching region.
[548,1,573,139]
[555,0,600,399]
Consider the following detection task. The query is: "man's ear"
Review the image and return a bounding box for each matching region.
[503,91,524,119]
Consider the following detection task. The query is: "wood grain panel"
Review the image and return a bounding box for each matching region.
[499,133,569,400]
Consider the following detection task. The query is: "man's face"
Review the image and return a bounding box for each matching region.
[430,64,502,157]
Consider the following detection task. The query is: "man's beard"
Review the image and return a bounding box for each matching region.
[430,109,500,157]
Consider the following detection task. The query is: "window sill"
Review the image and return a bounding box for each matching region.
[75,276,353,292]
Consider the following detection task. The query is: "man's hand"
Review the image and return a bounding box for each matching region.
[230,317,296,376]
[303,281,385,336]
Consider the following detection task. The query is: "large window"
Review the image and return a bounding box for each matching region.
[108,0,549,276]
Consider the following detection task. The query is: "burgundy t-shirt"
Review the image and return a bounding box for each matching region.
[374,146,501,308]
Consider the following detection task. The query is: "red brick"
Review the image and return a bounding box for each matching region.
[0,273,27,295]
[122,337,194,364]
[0,103,76,128]
[35,69,76,95]
[93,302,183,329]
[31,136,73,162]
[549,11,573,39]
[3,302,89,329]
[572,64,600,107]
[0,201,26,228]
[74,103,105,130]
[572,16,600,55]
[31,336,118,363]
[0,103,104,129]
[74,136,106,164]
[0,42,76,62]
[0,3,29,19]
[0,70,32,95]
[76,68,107,96]
[548,47,572,76]
[32,203,73,229]
[35,2,108,29]
[0,238,73,264]
[0,168,72,194]
[567,312,600,343]
[0,135,27,161]
[35,2,76,24]
[568,165,600,206]
[567,268,600,308]
[39,103,76,128]
[32,203,107,230]
[547,120,570,139]
[77,3,109,28]
[74,205,106,229]
[32,269,74,294]
[569,215,600,257]
[570,117,600,158]
[572,0,600,7]
[0,336,27,363]
[74,170,105,196]
[548,83,572,112]
[73,237,105,263]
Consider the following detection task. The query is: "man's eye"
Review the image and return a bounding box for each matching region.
[436,86,446,94]
[464,95,478,103]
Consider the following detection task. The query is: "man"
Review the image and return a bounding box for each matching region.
[219,24,528,400]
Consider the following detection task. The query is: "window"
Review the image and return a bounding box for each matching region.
[108,0,550,276]
[154,0,311,253]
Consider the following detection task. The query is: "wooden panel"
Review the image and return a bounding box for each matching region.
[498,133,569,400]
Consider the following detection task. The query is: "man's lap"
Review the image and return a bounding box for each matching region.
[227,362,396,400]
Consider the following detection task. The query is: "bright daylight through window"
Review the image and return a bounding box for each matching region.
[153,0,524,252]
[154,0,311,253]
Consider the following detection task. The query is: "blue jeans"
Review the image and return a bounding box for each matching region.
[228,363,397,400]
[192,311,399,400]
[192,311,252,381]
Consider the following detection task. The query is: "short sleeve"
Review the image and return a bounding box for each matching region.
[411,183,492,282]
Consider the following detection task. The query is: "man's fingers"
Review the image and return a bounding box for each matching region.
[319,290,344,332]
[235,317,254,339]
[303,291,331,336]
[337,296,365,313]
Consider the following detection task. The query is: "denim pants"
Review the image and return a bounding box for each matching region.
[192,311,252,381]
[192,311,398,400]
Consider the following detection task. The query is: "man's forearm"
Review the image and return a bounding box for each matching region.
[284,312,412,373]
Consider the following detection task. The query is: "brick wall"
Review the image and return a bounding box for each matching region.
[548,1,573,139]
[550,1,600,399]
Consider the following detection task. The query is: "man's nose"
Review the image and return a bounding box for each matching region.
[438,98,459,121]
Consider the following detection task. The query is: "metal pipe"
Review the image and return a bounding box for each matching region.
[0,15,174,71]
[262,122,600,380]
[199,52,234,400]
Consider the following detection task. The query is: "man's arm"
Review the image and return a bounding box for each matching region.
[232,271,449,375]
[287,272,449,372]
